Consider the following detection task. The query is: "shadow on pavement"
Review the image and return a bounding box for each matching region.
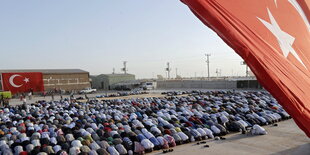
[270,143,310,155]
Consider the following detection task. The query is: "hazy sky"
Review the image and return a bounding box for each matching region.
[0,0,245,78]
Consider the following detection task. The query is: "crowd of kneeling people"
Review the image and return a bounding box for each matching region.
[0,91,290,155]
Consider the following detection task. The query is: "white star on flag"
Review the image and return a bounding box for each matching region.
[258,8,307,69]
[24,77,30,83]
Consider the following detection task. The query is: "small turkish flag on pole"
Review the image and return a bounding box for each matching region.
[181,0,310,137]
[1,72,44,94]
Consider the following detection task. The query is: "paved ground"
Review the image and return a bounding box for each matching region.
[7,91,167,106]
[150,119,309,155]
[7,89,260,106]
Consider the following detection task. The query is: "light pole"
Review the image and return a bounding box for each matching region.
[122,61,128,74]
[241,61,250,88]
[216,68,221,77]
[166,62,171,79]
[205,54,211,80]
[241,61,249,77]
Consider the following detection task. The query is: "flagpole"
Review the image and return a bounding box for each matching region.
[0,74,3,91]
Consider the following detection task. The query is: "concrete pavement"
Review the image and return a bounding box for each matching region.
[150,119,309,155]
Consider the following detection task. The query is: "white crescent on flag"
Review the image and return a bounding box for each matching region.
[288,0,310,31]
[9,74,23,88]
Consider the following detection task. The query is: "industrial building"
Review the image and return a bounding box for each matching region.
[156,77,262,89]
[0,69,91,92]
[91,73,135,90]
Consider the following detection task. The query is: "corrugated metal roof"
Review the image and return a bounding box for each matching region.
[0,69,88,74]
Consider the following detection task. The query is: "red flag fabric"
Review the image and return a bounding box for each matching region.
[181,0,310,137]
[1,72,44,94]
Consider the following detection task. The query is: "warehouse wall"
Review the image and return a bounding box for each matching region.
[108,75,135,89]
[157,80,237,89]
[91,74,135,90]
[43,73,91,91]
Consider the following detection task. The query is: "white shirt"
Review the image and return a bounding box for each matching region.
[108,146,120,155]
[156,136,165,145]
[211,125,221,134]
[220,115,229,124]
[150,127,161,134]
[141,139,154,149]
[197,128,207,136]
[177,132,189,141]
[252,124,267,135]
[143,132,154,139]
[203,128,214,139]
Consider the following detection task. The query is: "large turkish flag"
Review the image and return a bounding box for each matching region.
[1,72,44,94]
[181,0,310,136]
